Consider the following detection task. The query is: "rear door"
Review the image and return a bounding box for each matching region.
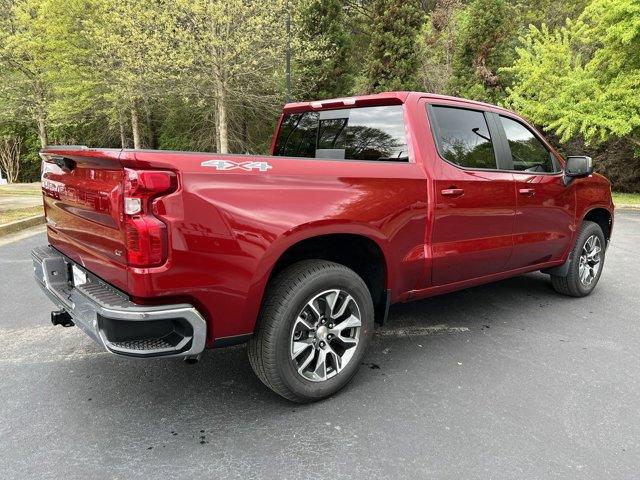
[427,104,516,286]
[495,115,575,269]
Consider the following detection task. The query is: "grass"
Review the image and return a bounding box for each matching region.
[612,192,640,207]
[0,182,41,196]
[0,206,42,224]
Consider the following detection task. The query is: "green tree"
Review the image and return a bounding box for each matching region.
[170,0,286,153]
[503,0,640,147]
[84,0,183,148]
[0,0,86,147]
[512,0,590,30]
[418,0,462,94]
[359,0,425,93]
[292,0,353,100]
[448,0,513,102]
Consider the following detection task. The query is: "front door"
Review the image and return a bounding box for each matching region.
[496,115,575,269]
[427,105,516,286]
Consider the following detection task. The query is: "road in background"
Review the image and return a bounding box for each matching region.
[1,212,639,479]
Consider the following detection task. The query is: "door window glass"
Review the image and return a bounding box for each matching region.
[431,106,497,169]
[499,116,556,173]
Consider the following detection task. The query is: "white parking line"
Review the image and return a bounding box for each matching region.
[376,324,470,337]
[0,322,470,366]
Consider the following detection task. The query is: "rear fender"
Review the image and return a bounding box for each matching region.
[241,221,392,334]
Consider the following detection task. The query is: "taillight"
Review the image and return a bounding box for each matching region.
[123,168,176,267]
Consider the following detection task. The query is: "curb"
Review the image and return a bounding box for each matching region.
[0,215,45,237]
[615,205,640,211]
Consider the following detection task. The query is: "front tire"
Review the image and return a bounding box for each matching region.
[247,260,374,403]
[551,221,606,297]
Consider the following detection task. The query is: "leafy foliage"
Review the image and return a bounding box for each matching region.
[448,0,513,102]
[293,0,353,100]
[417,0,462,94]
[359,0,425,93]
[503,0,640,146]
[0,0,638,190]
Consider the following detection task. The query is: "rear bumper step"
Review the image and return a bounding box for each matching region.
[31,245,206,358]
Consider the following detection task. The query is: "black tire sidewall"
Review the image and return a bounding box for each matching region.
[273,267,374,401]
[570,222,606,296]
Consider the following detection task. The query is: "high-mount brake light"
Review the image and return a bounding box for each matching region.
[309,98,356,109]
[123,168,176,267]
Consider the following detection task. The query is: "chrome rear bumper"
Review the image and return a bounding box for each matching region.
[31,245,206,358]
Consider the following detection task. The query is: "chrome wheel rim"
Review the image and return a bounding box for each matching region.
[290,289,362,382]
[579,234,602,287]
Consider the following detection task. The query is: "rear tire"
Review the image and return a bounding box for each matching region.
[551,221,605,297]
[247,260,374,403]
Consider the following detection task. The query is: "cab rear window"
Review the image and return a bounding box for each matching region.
[274,105,408,161]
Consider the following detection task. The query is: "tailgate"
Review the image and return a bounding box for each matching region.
[40,148,129,291]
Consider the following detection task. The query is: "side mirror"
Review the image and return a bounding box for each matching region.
[563,156,593,185]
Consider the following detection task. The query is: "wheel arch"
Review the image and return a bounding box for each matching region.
[581,207,613,244]
[270,232,388,303]
[245,225,392,333]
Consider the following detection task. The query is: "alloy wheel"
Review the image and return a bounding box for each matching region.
[290,289,362,382]
[578,234,602,286]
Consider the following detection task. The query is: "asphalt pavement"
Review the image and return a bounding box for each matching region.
[1,212,640,479]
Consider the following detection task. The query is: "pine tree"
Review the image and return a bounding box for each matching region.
[293,0,353,100]
[360,0,425,93]
[418,0,463,94]
[448,0,513,102]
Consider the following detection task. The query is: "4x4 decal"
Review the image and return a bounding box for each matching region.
[201,159,272,172]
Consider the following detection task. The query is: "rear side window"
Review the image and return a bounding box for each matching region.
[499,116,556,173]
[274,105,408,161]
[430,106,497,169]
[274,111,318,158]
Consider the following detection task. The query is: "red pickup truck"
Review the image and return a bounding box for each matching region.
[33,92,613,402]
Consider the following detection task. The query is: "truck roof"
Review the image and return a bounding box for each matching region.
[282,91,510,115]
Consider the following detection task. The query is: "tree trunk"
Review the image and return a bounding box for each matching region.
[213,113,220,153]
[216,98,229,154]
[34,82,48,148]
[131,105,141,149]
[118,110,128,148]
[36,112,48,148]
[241,104,248,153]
[143,97,157,149]
[213,74,229,154]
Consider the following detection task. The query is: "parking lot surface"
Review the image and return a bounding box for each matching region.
[1,212,639,479]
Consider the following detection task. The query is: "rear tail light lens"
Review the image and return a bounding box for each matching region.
[123,168,176,267]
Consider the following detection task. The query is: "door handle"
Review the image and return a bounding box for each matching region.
[441,188,465,197]
[519,188,535,196]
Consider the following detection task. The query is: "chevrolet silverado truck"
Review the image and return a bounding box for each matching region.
[33,92,613,402]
